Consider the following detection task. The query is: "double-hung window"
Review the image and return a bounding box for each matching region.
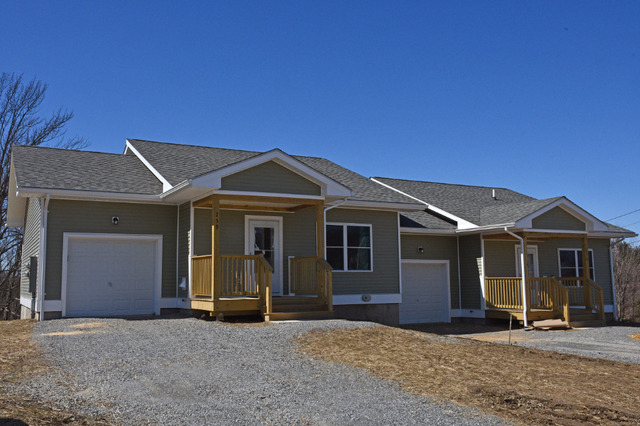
[558,249,594,278]
[326,224,372,271]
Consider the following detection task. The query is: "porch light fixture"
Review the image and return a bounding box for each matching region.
[417,246,424,253]
[112,216,119,225]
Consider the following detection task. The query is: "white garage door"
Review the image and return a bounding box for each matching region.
[400,262,449,324]
[65,236,159,317]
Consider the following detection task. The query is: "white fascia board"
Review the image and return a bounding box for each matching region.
[515,197,608,232]
[370,178,476,228]
[190,149,353,197]
[400,227,456,235]
[454,223,516,234]
[125,139,173,192]
[17,187,164,204]
[7,158,26,227]
[340,200,425,212]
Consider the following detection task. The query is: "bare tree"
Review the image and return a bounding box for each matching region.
[613,241,640,322]
[0,73,86,320]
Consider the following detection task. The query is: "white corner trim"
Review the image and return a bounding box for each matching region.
[450,309,485,318]
[515,198,608,232]
[20,295,33,308]
[333,293,402,305]
[190,149,352,197]
[604,304,615,314]
[370,178,476,228]
[125,140,173,192]
[61,233,164,317]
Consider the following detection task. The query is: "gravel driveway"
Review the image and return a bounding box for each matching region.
[13,317,507,425]
[512,326,640,364]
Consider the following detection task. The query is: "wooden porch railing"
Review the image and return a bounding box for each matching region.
[289,256,333,310]
[484,276,570,322]
[485,275,605,322]
[192,255,212,297]
[191,254,274,316]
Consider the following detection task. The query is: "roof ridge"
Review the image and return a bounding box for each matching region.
[372,176,518,192]
[127,138,261,155]
[12,145,126,157]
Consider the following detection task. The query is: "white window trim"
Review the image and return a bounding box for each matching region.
[514,245,540,277]
[557,248,595,278]
[326,222,373,272]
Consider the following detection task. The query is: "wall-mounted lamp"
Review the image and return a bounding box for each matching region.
[112,216,120,225]
[417,246,424,253]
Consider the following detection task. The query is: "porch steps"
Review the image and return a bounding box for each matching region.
[568,309,606,328]
[267,296,333,321]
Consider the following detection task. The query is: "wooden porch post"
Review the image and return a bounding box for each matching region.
[211,197,221,302]
[316,202,325,258]
[523,237,530,314]
[582,235,592,310]
[316,202,326,302]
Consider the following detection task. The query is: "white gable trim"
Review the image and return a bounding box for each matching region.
[190,149,352,197]
[125,140,173,192]
[515,198,608,232]
[370,178,477,229]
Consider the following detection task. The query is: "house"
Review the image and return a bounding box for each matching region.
[8,139,635,326]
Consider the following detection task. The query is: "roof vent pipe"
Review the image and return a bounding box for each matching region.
[492,189,496,200]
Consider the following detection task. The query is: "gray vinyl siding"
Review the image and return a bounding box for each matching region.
[192,207,317,295]
[45,200,177,300]
[20,198,42,297]
[483,238,614,305]
[192,206,399,295]
[177,202,190,298]
[221,161,321,196]
[532,207,586,231]
[401,234,460,309]
[458,235,482,309]
[327,209,399,295]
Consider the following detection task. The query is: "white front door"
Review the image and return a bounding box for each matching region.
[246,217,283,296]
[515,246,539,277]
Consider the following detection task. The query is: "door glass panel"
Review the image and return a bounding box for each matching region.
[253,227,275,269]
[527,253,536,277]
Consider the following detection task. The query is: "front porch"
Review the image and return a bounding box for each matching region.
[189,194,334,321]
[483,232,607,327]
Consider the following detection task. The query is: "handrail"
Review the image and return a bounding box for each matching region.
[191,255,212,297]
[484,277,523,310]
[549,277,570,323]
[255,254,273,319]
[584,278,605,321]
[289,256,333,309]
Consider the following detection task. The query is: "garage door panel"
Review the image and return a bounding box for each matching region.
[65,237,158,317]
[400,262,449,324]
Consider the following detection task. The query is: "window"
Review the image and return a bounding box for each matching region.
[326,224,372,271]
[558,249,594,278]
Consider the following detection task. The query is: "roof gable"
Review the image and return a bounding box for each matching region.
[190,149,352,197]
[221,160,322,196]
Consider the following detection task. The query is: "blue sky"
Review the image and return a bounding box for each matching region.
[2,1,639,237]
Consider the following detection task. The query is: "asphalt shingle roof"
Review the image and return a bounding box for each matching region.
[12,145,163,195]
[373,177,536,225]
[127,139,418,205]
[399,211,457,230]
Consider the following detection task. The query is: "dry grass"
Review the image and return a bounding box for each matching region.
[297,325,640,425]
[0,320,110,425]
[630,334,640,341]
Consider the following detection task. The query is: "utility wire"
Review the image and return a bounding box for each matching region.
[608,208,640,221]
[621,220,640,228]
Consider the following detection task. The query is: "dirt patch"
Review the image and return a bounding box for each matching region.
[297,325,640,425]
[0,320,110,425]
